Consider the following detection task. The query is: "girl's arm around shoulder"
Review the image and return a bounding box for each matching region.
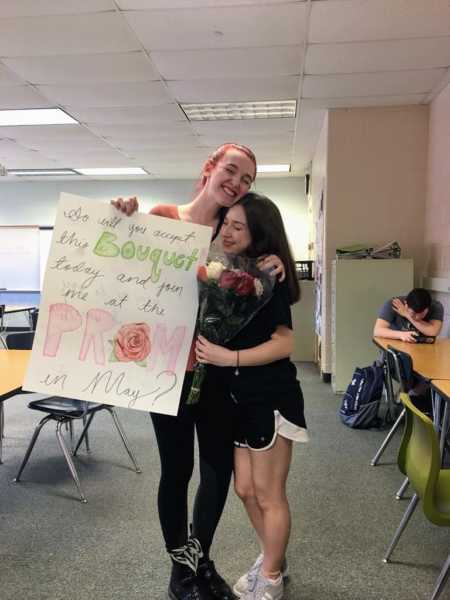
[195,326,293,368]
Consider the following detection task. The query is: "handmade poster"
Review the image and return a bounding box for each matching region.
[23,193,212,415]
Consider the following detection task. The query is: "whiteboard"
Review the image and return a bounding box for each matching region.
[39,228,53,289]
[0,227,40,290]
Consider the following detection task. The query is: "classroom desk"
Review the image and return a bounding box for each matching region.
[373,337,450,381]
[0,349,31,463]
[0,305,36,332]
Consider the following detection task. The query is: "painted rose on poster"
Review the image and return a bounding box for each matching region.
[23,193,212,415]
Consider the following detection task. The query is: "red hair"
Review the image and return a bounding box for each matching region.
[198,143,257,189]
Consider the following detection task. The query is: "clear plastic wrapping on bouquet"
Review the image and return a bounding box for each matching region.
[187,254,275,404]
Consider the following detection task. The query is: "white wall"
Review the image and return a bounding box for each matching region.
[0,176,308,259]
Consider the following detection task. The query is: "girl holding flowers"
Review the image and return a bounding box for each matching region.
[112,144,284,600]
[195,192,308,600]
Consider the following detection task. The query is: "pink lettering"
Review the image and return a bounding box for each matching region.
[79,309,116,365]
[148,324,186,372]
[43,303,82,357]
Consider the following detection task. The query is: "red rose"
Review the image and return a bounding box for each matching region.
[234,272,255,296]
[218,270,240,290]
[114,322,151,362]
[197,265,208,282]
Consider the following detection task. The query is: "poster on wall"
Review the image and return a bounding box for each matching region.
[314,188,324,335]
[23,193,212,416]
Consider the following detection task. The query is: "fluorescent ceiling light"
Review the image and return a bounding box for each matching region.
[8,168,80,176]
[181,100,296,121]
[0,108,78,126]
[75,167,148,176]
[257,164,291,173]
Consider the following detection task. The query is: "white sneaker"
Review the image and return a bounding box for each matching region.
[233,555,288,598]
[242,572,284,600]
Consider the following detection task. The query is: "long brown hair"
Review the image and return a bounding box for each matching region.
[236,192,300,304]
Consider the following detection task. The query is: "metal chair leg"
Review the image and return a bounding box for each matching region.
[106,407,142,473]
[55,421,87,503]
[396,476,409,500]
[383,494,419,563]
[431,554,450,600]
[82,413,91,452]
[72,412,96,456]
[13,415,53,482]
[371,409,405,466]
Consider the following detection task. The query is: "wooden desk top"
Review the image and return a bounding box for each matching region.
[432,379,450,400]
[373,337,450,380]
[0,350,31,398]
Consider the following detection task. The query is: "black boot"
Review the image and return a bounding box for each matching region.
[197,559,237,600]
[168,538,211,600]
[168,562,208,600]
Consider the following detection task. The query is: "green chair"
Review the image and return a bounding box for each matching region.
[383,392,450,599]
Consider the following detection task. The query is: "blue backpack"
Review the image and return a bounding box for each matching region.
[339,363,385,429]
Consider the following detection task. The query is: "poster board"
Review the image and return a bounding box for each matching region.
[24,193,212,416]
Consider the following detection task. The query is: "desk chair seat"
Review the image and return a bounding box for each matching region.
[5,330,141,502]
[383,393,450,600]
[14,397,142,503]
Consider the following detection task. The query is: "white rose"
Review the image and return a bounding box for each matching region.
[206,261,225,280]
[254,278,264,297]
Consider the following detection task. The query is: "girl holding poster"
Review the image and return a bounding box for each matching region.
[195,193,308,600]
[113,143,284,600]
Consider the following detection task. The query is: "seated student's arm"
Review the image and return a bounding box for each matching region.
[373,318,418,343]
[391,297,443,337]
[408,318,442,337]
[195,325,293,368]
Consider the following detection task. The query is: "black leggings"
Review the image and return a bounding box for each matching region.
[151,370,234,556]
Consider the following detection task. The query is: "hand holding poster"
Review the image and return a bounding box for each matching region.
[23,193,212,416]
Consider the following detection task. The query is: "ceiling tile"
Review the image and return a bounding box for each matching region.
[0,1,116,17]
[57,150,131,165]
[302,69,447,99]
[67,104,186,124]
[0,124,102,142]
[0,85,52,109]
[301,94,427,109]
[37,82,172,107]
[191,118,295,136]
[306,38,450,74]
[124,3,307,50]
[3,52,159,84]
[196,134,293,149]
[167,77,300,102]
[310,0,450,43]
[151,46,303,80]
[0,63,23,85]
[86,122,194,140]
[118,0,300,7]
[0,13,140,57]
[106,135,200,150]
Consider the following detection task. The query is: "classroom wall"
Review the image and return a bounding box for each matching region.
[312,105,429,375]
[424,81,450,336]
[0,177,308,260]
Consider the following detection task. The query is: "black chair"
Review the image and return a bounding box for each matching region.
[29,308,39,331]
[7,331,141,502]
[370,346,414,499]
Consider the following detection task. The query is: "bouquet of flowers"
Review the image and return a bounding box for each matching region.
[187,255,274,404]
